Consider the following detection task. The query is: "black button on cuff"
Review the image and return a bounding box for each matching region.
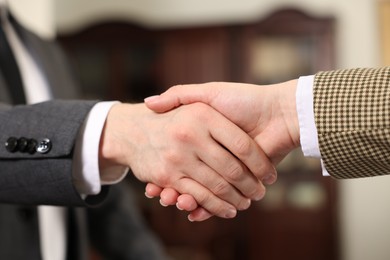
[27,139,38,154]
[5,137,18,153]
[5,137,51,154]
[17,137,28,153]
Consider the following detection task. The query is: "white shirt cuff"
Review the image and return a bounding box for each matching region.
[72,101,129,195]
[296,75,329,176]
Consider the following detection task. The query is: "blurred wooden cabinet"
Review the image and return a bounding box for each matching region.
[59,22,236,102]
[60,8,338,260]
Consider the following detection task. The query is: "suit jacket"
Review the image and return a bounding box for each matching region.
[0,15,166,260]
[314,67,390,179]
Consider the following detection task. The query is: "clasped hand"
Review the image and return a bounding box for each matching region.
[99,101,277,220]
[143,80,300,221]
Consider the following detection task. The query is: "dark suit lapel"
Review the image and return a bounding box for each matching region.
[0,72,13,103]
[10,16,80,100]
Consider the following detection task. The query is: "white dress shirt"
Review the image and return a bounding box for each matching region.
[296,75,329,176]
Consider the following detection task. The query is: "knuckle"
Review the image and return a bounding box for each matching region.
[172,127,195,144]
[249,163,266,179]
[193,190,227,217]
[162,148,182,165]
[213,206,226,217]
[232,136,252,157]
[194,191,209,207]
[155,169,172,187]
[225,162,244,182]
[201,199,225,217]
[246,186,260,199]
[212,180,230,198]
[166,85,182,95]
[254,163,276,180]
[171,84,184,91]
[154,163,181,187]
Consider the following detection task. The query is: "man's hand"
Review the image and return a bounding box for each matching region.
[98,102,275,219]
[145,81,300,162]
[144,80,300,221]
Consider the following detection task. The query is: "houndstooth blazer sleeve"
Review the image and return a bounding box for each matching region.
[314,67,390,179]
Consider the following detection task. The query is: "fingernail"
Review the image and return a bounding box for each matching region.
[176,202,183,211]
[145,192,154,199]
[144,95,160,103]
[262,173,276,185]
[239,198,251,210]
[225,208,237,218]
[159,199,168,207]
[254,189,266,201]
[262,175,276,185]
[188,215,194,222]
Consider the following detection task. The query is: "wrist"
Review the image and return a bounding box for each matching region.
[99,103,138,170]
[277,79,300,148]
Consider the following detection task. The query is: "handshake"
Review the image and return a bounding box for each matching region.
[100,79,301,222]
[100,67,390,222]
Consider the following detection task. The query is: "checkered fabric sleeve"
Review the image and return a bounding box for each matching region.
[314,67,390,179]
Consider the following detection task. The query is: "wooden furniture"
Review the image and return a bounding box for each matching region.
[59,8,339,260]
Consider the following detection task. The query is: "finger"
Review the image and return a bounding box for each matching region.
[185,160,251,210]
[197,140,264,201]
[145,162,248,211]
[176,194,198,211]
[173,177,237,219]
[211,116,276,182]
[145,183,163,198]
[188,208,214,222]
[160,188,180,206]
[144,84,215,113]
[199,115,271,200]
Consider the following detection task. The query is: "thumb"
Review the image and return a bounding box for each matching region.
[144,84,213,113]
[144,94,179,113]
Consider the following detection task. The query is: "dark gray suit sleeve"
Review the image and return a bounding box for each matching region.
[0,100,107,206]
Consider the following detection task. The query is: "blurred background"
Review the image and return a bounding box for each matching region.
[12,0,390,259]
